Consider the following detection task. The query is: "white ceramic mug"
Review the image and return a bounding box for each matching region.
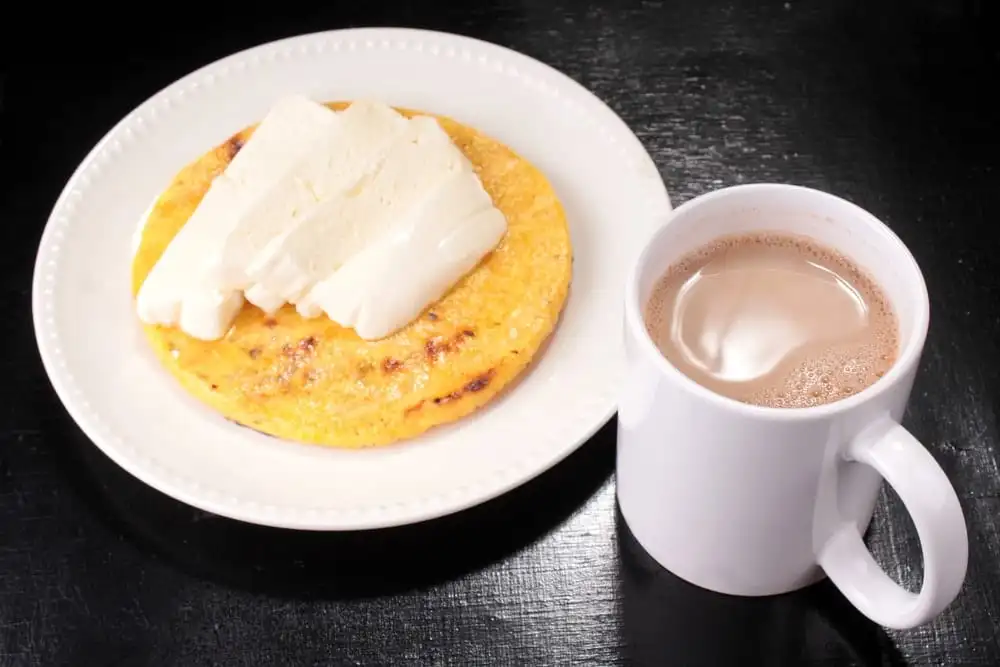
[617,183,968,629]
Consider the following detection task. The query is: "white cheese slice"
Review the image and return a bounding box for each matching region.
[136,95,342,339]
[243,115,467,311]
[135,97,508,341]
[223,100,409,300]
[297,171,506,339]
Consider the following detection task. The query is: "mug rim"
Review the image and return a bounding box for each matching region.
[624,183,931,422]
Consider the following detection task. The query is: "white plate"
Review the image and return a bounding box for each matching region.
[32,28,671,530]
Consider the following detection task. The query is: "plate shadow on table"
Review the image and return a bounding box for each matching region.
[617,509,907,667]
[52,406,616,601]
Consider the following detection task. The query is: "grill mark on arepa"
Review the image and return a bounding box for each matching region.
[431,369,496,406]
[226,135,244,160]
[464,370,494,393]
[381,357,403,374]
[276,336,320,385]
[424,329,476,361]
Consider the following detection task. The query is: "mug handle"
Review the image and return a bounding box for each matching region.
[817,418,968,629]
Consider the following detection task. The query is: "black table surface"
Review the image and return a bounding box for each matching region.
[3,1,999,665]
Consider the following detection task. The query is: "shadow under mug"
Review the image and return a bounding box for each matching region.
[616,183,968,629]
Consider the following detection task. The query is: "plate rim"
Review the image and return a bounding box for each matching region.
[31,27,671,530]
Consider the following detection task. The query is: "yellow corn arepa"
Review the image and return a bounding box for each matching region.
[132,102,572,448]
